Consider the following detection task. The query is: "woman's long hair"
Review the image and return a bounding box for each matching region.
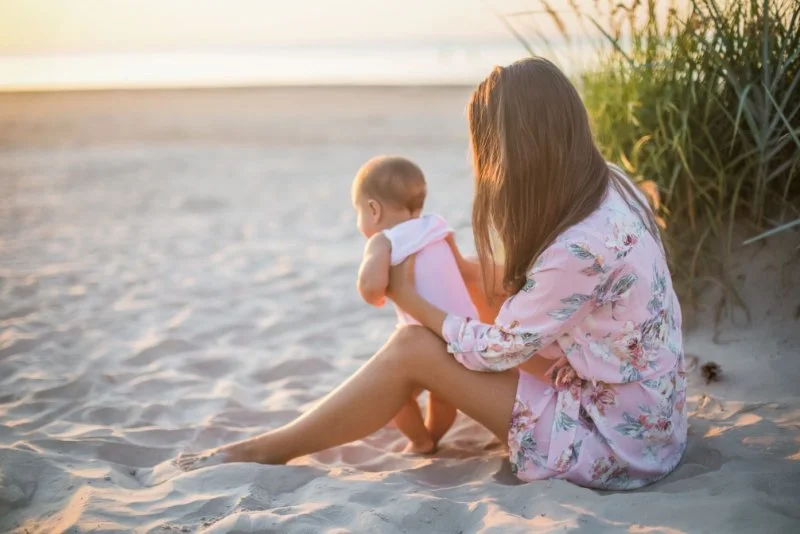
[468,57,660,296]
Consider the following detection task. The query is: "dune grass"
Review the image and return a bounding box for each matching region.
[506,0,800,308]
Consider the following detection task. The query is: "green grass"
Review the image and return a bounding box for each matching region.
[506,0,800,307]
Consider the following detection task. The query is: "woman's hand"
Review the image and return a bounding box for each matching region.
[444,235,507,323]
[387,254,416,309]
[445,235,480,285]
[388,254,448,336]
[460,259,508,324]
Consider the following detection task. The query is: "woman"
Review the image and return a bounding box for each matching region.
[177,57,687,490]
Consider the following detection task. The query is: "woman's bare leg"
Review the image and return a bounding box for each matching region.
[177,326,518,469]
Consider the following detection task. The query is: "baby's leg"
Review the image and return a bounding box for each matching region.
[394,394,436,454]
[426,392,457,445]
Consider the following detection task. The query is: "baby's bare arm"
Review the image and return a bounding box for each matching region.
[357,233,391,307]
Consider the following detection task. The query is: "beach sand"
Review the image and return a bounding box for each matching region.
[1,87,798,533]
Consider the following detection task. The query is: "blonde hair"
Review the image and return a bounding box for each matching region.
[352,156,427,215]
[468,57,660,295]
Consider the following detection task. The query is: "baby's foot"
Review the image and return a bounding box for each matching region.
[403,437,437,455]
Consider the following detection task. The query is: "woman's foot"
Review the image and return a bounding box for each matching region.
[177,438,271,471]
[136,442,265,486]
[133,448,230,486]
[176,448,228,472]
[403,436,437,455]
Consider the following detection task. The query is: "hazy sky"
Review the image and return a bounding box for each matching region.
[0,1,607,89]
[0,0,542,54]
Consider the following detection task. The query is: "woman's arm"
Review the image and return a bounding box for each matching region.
[396,239,612,373]
[388,255,448,336]
[388,233,507,335]
[357,233,391,307]
[441,240,612,372]
[445,235,507,323]
[388,258,551,378]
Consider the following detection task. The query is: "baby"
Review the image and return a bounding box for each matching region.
[352,155,478,453]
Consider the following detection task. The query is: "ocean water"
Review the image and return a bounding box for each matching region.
[0,41,596,91]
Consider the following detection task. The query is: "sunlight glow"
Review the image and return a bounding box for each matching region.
[0,0,595,89]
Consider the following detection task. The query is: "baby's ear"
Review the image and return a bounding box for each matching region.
[367,199,381,218]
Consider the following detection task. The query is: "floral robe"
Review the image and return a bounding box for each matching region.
[442,182,687,489]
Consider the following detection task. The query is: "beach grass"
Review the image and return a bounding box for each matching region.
[508,0,800,308]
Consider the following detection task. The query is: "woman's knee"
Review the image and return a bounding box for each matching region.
[377,325,446,368]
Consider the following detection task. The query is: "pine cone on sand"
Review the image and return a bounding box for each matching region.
[701,362,722,384]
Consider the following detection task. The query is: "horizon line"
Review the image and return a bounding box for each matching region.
[0,81,480,95]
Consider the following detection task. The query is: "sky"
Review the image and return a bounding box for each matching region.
[0,0,524,54]
[0,0,599,89]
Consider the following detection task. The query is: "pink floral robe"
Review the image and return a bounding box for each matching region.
[442,181,687,489]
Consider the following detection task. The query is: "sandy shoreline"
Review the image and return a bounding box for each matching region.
[1,88,798,533]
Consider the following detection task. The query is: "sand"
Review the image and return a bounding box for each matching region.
[1,87,798,533]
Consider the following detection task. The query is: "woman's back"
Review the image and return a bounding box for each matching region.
[552,182,686,488]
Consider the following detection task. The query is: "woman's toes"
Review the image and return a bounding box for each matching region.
[176,450,227,471]
[176,452,205,471]
[175,453,195,470]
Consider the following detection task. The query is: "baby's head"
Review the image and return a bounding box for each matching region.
[352,156,427,238]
